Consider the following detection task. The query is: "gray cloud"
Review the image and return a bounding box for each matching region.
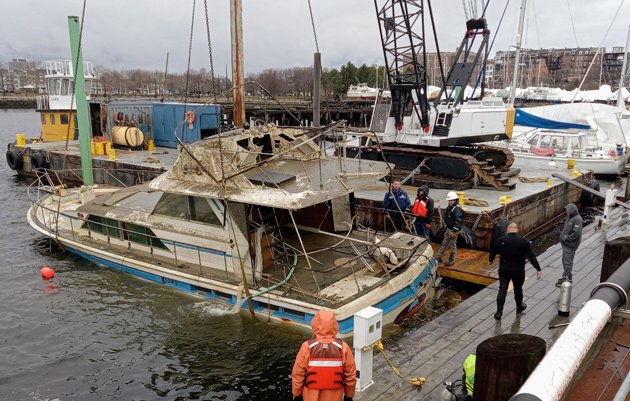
[1,0,628,74]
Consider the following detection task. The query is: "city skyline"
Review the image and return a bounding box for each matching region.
[0,0,629,75]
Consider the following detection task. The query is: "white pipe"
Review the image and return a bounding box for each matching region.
[612,371,630,401]
[510,299,611,401]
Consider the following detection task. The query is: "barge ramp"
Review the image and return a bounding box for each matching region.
[354,202,629,401]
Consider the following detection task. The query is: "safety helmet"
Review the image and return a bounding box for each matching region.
[446,191,459,200]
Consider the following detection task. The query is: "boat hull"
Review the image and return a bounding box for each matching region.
[27,204,439,337]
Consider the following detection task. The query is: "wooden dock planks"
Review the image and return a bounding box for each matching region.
[356,204,629,401]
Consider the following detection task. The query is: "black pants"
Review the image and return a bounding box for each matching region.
[496,267,525,312]
[387,211,407,232]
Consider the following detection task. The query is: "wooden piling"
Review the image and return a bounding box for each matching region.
[473,334,546,401]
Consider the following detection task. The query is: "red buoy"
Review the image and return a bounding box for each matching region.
[40,266,55,280]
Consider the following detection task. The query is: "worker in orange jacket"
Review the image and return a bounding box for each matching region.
[291,310,357,401]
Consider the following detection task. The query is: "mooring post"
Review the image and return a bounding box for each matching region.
[474,334,546,401]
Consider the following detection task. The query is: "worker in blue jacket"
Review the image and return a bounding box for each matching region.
[383,179,411,232]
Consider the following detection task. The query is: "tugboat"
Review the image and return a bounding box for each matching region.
[27,124,440,336]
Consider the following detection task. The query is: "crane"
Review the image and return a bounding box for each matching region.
[351,0,516,191]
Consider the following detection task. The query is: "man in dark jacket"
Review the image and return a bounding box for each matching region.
[411,185,434,241]
[556,203,583,287]
[383,179,411,232]
[434,191,463,267]
[489,223,542,320]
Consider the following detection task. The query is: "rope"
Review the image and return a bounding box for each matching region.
[306,0,320,53]
[183,0,196,105]
[372,341,426,388]
[464,196,489,207]
[565,0,580,47]
[203,0,217,102]
[518,176,548,183]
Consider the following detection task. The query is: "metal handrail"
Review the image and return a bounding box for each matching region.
[28,173,237,276]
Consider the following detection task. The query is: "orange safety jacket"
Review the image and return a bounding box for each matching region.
[305,338,345,390]
[411,198,430,218]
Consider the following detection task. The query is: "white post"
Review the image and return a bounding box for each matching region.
[602,187,617,224]
[353,306,383,391]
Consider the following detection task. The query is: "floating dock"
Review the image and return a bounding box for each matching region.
[354,203,629,401]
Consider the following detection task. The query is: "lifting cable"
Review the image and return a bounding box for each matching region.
[306,0,320,53]
[203,0,217,102]
[183,0,196,107]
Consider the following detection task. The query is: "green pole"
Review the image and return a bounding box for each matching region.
[68,16,94,186]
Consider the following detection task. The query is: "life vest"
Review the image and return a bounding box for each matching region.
[305,338,345,390]
[411,197,429,218]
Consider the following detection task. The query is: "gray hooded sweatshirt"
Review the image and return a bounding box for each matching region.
[560,203,583,250]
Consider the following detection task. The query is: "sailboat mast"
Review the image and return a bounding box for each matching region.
[509,0,527,106]
[617,25,630,110]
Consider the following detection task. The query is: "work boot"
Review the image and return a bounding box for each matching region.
[494,310,502,320]
[517,303,527,314]
[555,278,564,288]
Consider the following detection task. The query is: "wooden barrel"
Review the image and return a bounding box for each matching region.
[473,334,546,401]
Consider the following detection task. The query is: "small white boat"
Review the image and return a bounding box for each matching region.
[505,127,627,175]
[27,124,439,336]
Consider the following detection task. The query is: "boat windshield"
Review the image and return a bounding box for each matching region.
[153,193,222,226]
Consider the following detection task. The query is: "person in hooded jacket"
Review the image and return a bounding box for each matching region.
[411,185,434,241]
[291,310,357,401]
[557,203,583,287]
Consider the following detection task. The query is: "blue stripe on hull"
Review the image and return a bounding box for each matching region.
[66,245,436,334]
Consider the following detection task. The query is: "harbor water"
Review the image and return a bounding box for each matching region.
[0,109,465,400]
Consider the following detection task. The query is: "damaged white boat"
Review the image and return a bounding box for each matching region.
[27,124,439,336]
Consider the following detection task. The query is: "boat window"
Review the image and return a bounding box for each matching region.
[121,222,168,249]
[83,215,120,238]
[60,114,69,125]
[49,114,56,125]
[60,79,70,96]
[41,114,46,125]
[154,193,222,225]
[190,196,221,225]
[154,193,190,219]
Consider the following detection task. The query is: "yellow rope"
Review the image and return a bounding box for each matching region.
[518,176,549,183]
[371,340,426,388]
[463,196,489,207]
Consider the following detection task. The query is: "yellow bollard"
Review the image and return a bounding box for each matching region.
[91,140,97,155]
[571,169,581,177]
[499,196,506,205]
[506,195,512,203]
[547,178,552,188]
[567,159,575,170]
[147,139,156,151]
[108,149,117,161]
[16,134,26,146]
[104,141,112,155]
[456,191,465,207]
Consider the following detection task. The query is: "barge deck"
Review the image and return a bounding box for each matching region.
[354,202,629,401]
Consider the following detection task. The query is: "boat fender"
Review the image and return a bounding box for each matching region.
[378,247,399,265]
[5,148,24,170]
[185,111,196,125]
[30,152,49,171]
[580,179,601,207]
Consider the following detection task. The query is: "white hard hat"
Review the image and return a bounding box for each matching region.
[446,191,459,200]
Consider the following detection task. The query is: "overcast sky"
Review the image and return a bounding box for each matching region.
[1,0,629,75]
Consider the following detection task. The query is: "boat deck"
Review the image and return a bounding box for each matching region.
[354,203,629,401]
[432,244,498,286]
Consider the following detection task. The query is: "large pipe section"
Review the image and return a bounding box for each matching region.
[510,258,630,401]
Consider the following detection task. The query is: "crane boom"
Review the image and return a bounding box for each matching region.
[374,0,430,131]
